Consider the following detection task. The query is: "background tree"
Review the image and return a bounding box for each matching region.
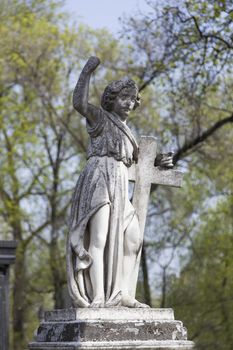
[166,196,233,350]
[121,0,233,306]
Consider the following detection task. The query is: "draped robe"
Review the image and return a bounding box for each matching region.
[66,108,139,307]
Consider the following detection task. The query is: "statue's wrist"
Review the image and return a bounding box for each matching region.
[83,56,100,73]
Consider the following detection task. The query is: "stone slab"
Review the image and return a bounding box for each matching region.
[29,308,194,350]
[44,308,174,322]
[36,320,186,342]
[29,340,194,349]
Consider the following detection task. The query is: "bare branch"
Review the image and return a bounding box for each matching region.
[173,113,233,164]
[23,219,51,248]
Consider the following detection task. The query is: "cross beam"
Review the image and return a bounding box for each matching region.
[129,136,182,233]
[128,136,183,296]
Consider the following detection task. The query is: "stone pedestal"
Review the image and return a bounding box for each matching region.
[0,240,18,350]
[29,308,194,349]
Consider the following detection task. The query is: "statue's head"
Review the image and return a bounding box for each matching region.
[101,77,141,113]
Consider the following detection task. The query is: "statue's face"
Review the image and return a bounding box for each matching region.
[113,88,137,121]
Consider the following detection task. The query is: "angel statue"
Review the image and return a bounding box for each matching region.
[66,56,173,308]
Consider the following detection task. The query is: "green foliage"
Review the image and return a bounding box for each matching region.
[166,197,233,350]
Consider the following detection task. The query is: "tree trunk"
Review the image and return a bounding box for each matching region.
[160,267,167,308]
[141,243,152,306]
[13,242,27,350]
[50,237,66,309]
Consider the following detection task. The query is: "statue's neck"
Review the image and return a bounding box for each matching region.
[111,112,127,124]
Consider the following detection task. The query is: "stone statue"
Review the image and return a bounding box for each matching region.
[66,56,173,308]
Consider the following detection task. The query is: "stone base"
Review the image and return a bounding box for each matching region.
[29,308,194,350]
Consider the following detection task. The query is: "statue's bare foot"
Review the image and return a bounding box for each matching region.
[90,296,105,308]
[122,295,150,308]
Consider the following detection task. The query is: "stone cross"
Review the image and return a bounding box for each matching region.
[128,136,183,295]
[0,240,18,350]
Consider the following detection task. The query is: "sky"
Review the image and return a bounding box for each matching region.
[64,0,151,34]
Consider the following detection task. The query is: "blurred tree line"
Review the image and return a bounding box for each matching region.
[0,0,232,349]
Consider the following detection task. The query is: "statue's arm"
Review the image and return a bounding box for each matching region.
[73,56,101,125]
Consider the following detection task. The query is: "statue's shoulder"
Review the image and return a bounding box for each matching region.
[86,107,107,137]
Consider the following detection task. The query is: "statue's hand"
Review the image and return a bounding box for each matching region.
[83,56,100,72]
[154,152,174,168]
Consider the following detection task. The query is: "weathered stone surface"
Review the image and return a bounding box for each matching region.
[29,339,194,349]
[36,320,187,342]
[28,308,194,349]
[44,308,175,322]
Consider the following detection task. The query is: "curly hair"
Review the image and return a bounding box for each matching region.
[101,77,141,112]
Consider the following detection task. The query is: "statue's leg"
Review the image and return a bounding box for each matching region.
[89,204,110,307]
[122,215,149,308]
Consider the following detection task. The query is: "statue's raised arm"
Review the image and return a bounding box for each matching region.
[73,56,100,126]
